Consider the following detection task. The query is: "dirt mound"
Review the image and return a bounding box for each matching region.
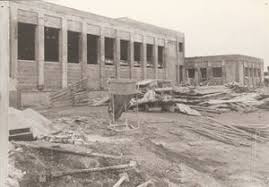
[8,107,53,138]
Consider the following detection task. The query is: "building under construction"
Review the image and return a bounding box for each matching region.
[8,0,185,96]
[185,55,264,87]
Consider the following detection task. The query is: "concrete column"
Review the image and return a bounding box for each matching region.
[129,33,134,79]
[142,36,147,79]
[60,18,68,88]
[153,38,158,79]
[81,21,87,79]
[114,30,120,79]
[10,4,18,79]
[99,29,105,89]
[36,13,45,90]
[238,61,244,85]
[222,60,226,84]
[0,2,10,185]
[164,40,168,79]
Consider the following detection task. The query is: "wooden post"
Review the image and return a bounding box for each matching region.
[0,1,10,185]
[60,18,68,88]
[164,40,168,79]
[36,13,45,90]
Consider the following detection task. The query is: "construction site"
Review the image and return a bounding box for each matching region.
[1,0,269,187]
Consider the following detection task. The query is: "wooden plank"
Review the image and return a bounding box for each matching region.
[0,1,10,185]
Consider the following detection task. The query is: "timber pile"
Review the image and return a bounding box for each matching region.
[50,79,90,107]
[129,80,269,114]
[179,117,269,146]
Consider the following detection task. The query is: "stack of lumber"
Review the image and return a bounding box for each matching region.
[179,117,269,146]
[130,80,269,114]
[50,79,90,107]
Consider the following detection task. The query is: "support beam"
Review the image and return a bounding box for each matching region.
[60,18,68,88]
[36,13,45,90]
[81,21,87,79]
[153,38,158,79]
[0,1,10,186]
[142,36,147,80]
[99,29,105,89]
[10,4,18,79]
[129,33,134,79]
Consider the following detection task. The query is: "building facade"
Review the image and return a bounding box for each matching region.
[185,55,264,87]
[9,0,185,94]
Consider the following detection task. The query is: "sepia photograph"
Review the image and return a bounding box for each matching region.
[0,0,269,186]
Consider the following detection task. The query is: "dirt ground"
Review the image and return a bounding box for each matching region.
[11,106,269,187]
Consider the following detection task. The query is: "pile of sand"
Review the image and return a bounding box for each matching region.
[8,107,53,138]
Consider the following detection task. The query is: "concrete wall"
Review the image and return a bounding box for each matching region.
[185,55,264,87]
[10,0,184,98]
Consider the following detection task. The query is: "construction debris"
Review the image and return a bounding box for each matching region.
[50,78,90,107]
[52,161,137,178]
[178,117,269,146]
[113,172,129,187]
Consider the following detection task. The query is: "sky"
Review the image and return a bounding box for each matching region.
[46,0,269,69]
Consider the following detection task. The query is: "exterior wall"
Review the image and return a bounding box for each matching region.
[185,55,264,87]
[10,0,184,97]
[44,62,62,90]
[17,60,38,90]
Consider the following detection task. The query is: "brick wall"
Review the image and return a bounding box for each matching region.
[17,60,38,90]
[44,62,62,90]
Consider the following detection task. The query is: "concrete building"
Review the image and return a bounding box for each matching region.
[185,55,264,87]
[8,0,185,105]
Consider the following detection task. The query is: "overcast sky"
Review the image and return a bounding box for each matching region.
[46,0,269,69]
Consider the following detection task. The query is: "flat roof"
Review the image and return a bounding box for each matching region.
[13,0,184,38]
[185,54,263,63]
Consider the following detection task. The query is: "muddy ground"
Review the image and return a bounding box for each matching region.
[11,106,269,187]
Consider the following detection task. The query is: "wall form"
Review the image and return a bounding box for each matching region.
[10,1,184,92]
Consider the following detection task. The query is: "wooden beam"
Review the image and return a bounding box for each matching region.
[115,30,120,79]
[0,1,10,186]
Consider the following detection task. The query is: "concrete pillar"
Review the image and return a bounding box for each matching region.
[164,40,168,79]
[129,33,134,79]
[114,31,120,79]
[238,61,244,85]
[0,2,10,185]
[142,36,147,80]
[153,38,158,79]
[60,18,68,88]
[81,21,87,79]
[10,4,18,79]
[99,29,105,89]
[36,13,45,90]
[222,60,226,84]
